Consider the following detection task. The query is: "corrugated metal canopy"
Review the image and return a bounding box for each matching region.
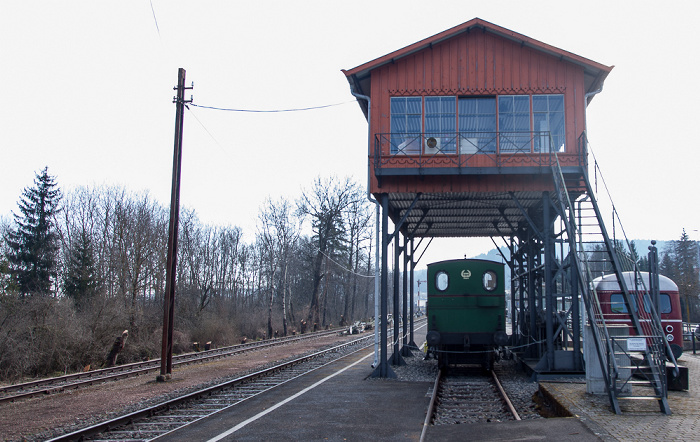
[386,190,558,239]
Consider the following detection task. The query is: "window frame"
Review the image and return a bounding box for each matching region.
[387,93,565,155]
[390,96,423,154]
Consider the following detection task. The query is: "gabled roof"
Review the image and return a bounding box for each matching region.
[342,17,613,119]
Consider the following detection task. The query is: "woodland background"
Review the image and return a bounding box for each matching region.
[2,168,698,382]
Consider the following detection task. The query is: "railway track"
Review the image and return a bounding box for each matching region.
[0,328,342,404]
[46,333,375,441]
[422,364,522,440]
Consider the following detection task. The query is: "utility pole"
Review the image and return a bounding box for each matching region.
[158,68,192,381]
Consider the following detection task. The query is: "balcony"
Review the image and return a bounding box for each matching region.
[373,132,587,178]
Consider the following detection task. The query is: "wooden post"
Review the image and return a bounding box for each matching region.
[158,68,191,381]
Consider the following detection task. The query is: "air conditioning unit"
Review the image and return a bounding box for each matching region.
[424,136,442,155]
[460,137,479,154]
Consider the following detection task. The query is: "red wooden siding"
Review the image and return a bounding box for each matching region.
[369,30,586,151]
[343,19,611,196]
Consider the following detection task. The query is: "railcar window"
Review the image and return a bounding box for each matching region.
[436,271,449,291]
[610,293,638,313]
[482,270,497,291]
[643,293,672,314]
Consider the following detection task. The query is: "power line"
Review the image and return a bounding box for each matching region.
[318,248,375,279]
[149,0,160,37]
[190,100,354,113]
[185,106,231,157]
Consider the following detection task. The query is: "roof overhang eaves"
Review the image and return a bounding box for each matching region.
[343,17,613,96]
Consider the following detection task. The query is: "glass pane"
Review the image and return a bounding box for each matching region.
[514,114,530,131]
[443,117,455,132]
[514,96,530,112]
[498,96,512,113]
[391,116,405,133]
[659,294,672,314]
[459,98,477,114]
[534,114,547,132]
[610,294,627,313]
[425,97,440,114]
[477,115,496,132]
[478,98,496,113]
[499,114,513,131]
[425,115,440,132]
[442,97,456,114]
[442,139,457,154]
[644,294,672,314]
[549,95,564,112]
[481,137,497,153]
[407,115,421,132]
[460,116,477,131]
[391,97,405,114]
[532,95,548,112]
[550,113,564,134]
[611,294,638,313]
[406,97,422,113]
[436,271,449,291]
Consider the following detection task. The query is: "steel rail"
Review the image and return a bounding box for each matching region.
[0,328,342,404]
[420,367,443,442]
[425,364,521,429]
[45,334,375,442]
[492,370,521,420]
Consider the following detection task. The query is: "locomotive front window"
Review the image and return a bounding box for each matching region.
[482,270,497,291]
[435,271,449,291]
[643,293,672,314]
[610,294,638,313]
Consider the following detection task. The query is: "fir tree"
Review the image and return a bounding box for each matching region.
[674,229,700,322]
[63,229,99,310]
[4,167,62,297]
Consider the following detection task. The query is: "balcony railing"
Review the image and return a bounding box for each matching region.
[373,132,587,176]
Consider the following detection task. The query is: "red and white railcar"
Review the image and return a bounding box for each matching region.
[594,272,683,359]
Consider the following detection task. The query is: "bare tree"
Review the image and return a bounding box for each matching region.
[342,197,374,322]
[297,176,362,328]
[258,197,301,337]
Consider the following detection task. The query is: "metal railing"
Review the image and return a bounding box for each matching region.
[552,147,673,414]
[373,131,584,174]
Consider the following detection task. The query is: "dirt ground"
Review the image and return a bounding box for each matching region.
[0,333,363,441]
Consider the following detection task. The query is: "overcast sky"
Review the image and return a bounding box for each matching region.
[2,1,699,265]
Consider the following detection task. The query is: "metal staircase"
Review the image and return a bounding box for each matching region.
[551,150,675,415]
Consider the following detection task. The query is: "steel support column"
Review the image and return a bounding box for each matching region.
[371,193,395,378]
[401,234,413,357]
[391,231,406,366]
[543,192,555,370]
[527,232,539,359]
[408,237,418,350]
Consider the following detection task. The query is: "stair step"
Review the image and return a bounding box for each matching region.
[622,380,654,385]
[616,396,663,400]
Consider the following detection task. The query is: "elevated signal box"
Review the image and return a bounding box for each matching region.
[343,18,612,239]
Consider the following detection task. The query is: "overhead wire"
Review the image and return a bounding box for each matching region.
[185,105,233,159]
[189,100,354,113]
[185,99,356,154]
[149,0,160,38]
[318,247,375,279]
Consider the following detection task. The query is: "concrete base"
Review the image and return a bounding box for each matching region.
[584,325,631,394]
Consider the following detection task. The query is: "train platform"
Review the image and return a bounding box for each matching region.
[539,351,700,441]
[170,344,600,441]
[168,335,699,441]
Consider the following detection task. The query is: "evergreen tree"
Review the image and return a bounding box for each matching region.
[63,229,99,310]
[659,250,676,280]
[674,229,700,322]
[4,167,62,297]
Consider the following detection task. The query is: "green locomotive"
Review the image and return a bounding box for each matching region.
[425,259,508,369]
